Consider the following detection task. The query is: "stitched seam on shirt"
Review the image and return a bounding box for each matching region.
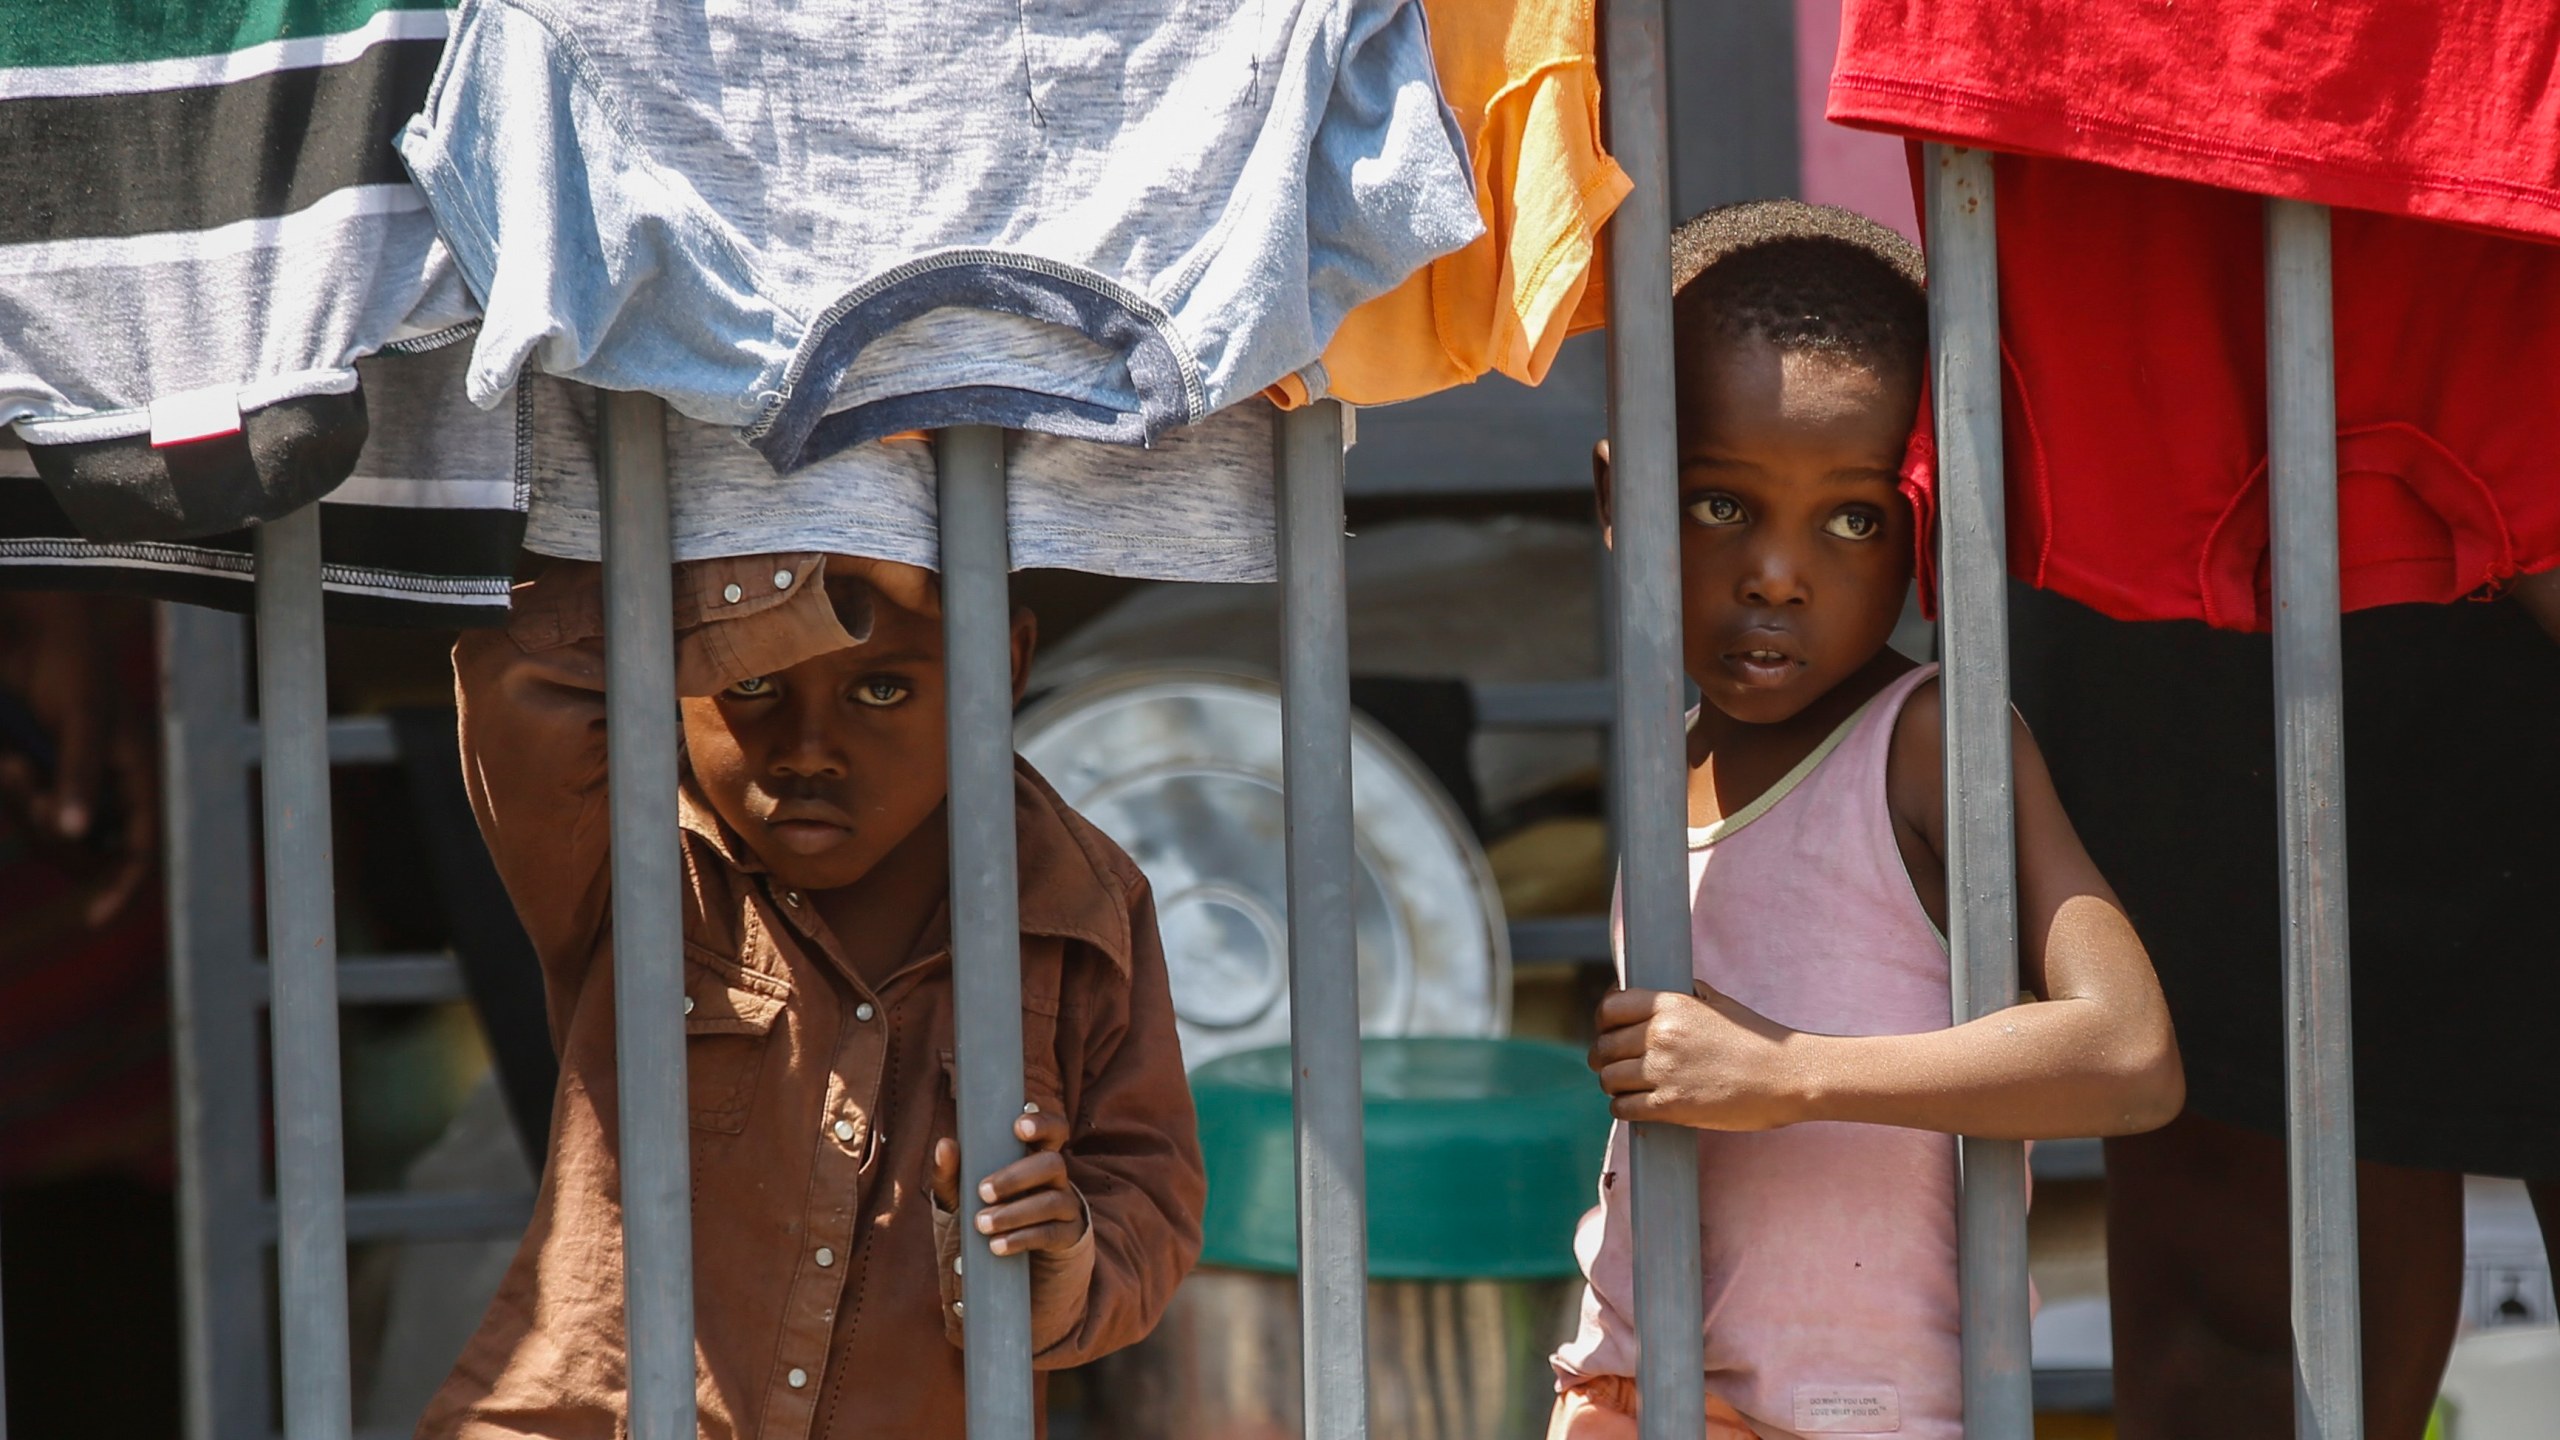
[377,320,483,356]
[1687,692,1878,849]
[752,250,1207,437]
[1136,0,1309,313]
[1499,158,1628,375]
[1832,71,2560,217]
[493,0,790,308]
[823,1030,902,1435]
[759,1064,838,1439]
[511,375,535,512]
[1006,524,1269,547]
[0,540,511,596]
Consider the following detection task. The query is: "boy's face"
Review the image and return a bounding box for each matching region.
[680,567,1035,893]
[1662,332,1918,726]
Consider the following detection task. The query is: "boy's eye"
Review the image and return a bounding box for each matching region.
[854,680,910,708]
[1686,494,1745,526]
[726,676,774,698]
[1824,509,1883,540]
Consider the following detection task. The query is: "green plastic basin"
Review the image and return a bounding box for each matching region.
[1192,1037,1611,1281]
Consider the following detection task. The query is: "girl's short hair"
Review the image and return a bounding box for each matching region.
[1669,199,1928,383]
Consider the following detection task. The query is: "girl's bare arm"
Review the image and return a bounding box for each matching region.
[1591,682,2183,1139]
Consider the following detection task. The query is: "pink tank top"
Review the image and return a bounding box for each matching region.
[1554,665,1967,1439]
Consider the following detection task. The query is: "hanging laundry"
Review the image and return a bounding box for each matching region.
[1829,0,2560,244]
[521,380,1276,584]
[0,1,479,542]
[0,342,527,628]
[1269,0,1632,408]
[1892,156,2560,630]
[1829,0,2560,630]
[397,0,1481,473]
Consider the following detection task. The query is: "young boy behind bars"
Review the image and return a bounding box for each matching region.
[432,553,1203,1439]
[1547,201,2185,1439]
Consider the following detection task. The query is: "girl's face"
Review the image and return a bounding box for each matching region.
[1672,333,1917,726]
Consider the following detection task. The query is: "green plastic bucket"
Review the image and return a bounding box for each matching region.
[1192,1036,1612,1281]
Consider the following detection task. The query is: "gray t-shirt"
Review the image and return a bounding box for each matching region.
[522,375,1276,583]
[400,0,1479,473]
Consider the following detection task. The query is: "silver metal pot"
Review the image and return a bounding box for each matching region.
[1016,667,1510,1072]
[1080,1267,1581,1440]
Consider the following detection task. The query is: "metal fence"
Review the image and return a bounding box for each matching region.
[146,2,2367,1437]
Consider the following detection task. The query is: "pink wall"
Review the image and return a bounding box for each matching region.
[1795,0,1917,240]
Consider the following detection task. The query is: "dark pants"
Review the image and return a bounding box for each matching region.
[2108,1113,2560,1439]
[1,1174,183,1440]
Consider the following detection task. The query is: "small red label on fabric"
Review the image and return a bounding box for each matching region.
[148,386,244,447]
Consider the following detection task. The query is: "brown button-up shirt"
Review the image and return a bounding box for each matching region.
[428,556,1204,1439]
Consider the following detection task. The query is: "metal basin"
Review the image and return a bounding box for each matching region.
[1080,1268,1582,1440]
[1016,667,1509,1070]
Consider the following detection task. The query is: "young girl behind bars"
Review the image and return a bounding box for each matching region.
[1548,201,2184,1440]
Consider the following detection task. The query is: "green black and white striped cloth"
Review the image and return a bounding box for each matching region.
[0,342,526,628]
[0,2,479,541]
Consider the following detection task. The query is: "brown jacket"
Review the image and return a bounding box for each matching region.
[427,556,1204,1440]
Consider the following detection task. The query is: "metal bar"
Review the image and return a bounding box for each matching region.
[2027,1138,2104,1183]
[2265,196,2362,1440]
[1470,679,1613,729]
[1506,916,1614,963]
[259,1192,539,1244]
[1276,399,1371,1440]
[937,425,1036,1436]
[236,716,401,767]
[1924,143,2035,1438]
[254,505,354,1440]
[1599,2,1705,1434]
[321,717,399,765]
[597,390,696,1440]
[330,954,467,1005]
[163,604,274,1440]
[252,954,468,1007]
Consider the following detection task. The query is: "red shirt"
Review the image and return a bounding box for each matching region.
[1829,0,2560,244]
[1831,0,2560,630]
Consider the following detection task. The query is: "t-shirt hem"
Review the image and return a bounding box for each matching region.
[1828,71,2560,245]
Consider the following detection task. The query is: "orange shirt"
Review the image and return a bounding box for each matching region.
[1274,0,1632,407]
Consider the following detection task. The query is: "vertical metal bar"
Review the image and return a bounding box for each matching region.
[938,425,1036,1437]
[253,505,352,1440]
[597,390,697,1440]
[1600,2,1706,1435]
[1924,143,2035,1440]
[2265,197,2362,1440]
[162,604,274,1440]
[1276,399,1370,1440]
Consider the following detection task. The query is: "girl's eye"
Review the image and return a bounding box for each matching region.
[854,680,910,708]
[726,675,773,698]
[1824,510,1882,540]
[1686,494,1745,526]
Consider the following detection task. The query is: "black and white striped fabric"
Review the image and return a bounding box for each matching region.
[0,2,478,542]
[0,342,525,628]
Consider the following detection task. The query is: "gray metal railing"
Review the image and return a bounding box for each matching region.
[184,58,2371,1440]
[256,507,357,1440]
[596,392,696,1440]
[1275,399,1369,1437]
[165,602,544,1440]
[1923,144,2034,1438]
[1600,3,1708,1437]
[2265,197,2363,1440]
[939,424,1040,1434]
